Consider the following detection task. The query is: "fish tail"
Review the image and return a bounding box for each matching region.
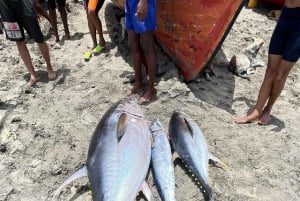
[205,184,213,201]
[209,152,228,170]
[51,166,88,200]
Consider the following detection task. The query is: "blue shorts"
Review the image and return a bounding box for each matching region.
[0,0,44,43]
[269,6,300,62]
[125,0,156,33]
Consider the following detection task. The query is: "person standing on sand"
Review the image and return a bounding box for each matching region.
[236,0,300,125]
[47,0,71,45]
[83,0,106,61]
[125,0,157,105]
[0,0,56,86]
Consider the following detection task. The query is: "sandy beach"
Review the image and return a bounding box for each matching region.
[0,1,299,201]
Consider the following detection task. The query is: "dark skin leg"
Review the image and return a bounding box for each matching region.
[127,30,143,95]
[16,41,39,84]
[258,59,294,124]
[33,0,52,25]
[38,42,56,80]
[87,10,97,48]
[58,5,70,40]
[236,54,294,124]
[236,54,281,123]
[127,30,156,101]
[48,8,59,43]
[87,9,105,48]
[139,31,156,102]
[16,41,56,86]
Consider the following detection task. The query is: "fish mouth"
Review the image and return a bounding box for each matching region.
[173,111,193,121]
[116,96,145,118]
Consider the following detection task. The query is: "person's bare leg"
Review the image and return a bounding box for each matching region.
[87,9,105,47]
[16,41,39,85]
[48,8,59,43]
[38,42,56,80]
[87,10,98,49]
[236,54,281,123]
[127,30,143,95]
[259,60,294,124]
[33,0,52,25]
[58,6,70,40]
[139,31,156,103]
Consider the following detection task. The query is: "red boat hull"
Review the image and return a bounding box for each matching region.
[155,0,245,80]
[111,0,245,81]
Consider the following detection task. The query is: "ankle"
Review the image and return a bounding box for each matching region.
[262,107,271,113]
[30,74,39,81]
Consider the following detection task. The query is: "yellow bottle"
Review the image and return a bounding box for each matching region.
[248,0,258,8]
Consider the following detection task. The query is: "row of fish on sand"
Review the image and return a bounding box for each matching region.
[51,95,227,201]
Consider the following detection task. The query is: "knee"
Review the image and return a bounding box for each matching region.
[87,10,97,18]
[264,66,277,80]
[140,39,154,54]
[16,41,25,46]
[129,42,139,53]
[58,6,66,13]
[274,71,289,83]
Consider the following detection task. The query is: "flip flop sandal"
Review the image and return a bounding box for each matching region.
[92,45,104,54]
[83,51,92,61]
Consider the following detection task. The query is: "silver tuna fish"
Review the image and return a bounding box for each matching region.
[150,119,176,201]
[51,96,152,201]
[169,111,226,201]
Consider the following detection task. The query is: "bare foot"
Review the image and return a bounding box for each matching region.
[138,89,156,105]
[65,34,71,40]
[258,110,270,125]
[49,36,59,46]
[29,76,40,87]
[235,110,260,124]
[48,71,57,81]
[126,86,142,96]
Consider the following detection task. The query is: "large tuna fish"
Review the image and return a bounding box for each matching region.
[169,111,226,201]
[150,119,176,201]
[51,96,152,201]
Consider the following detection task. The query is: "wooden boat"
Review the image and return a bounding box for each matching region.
[111,0,245,81]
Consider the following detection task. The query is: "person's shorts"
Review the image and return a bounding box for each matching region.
[269,6,300,62]
[125,0,156,33]
[47,0,66,9]
[84,0,105,13]
[0,0,44,43]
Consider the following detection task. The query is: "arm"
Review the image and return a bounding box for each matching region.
[136,0,148,22]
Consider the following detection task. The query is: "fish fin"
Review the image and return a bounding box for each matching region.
[140,181,152,201]
[183,118,195,137]
[173,152,183,168]
[172,152,180,161]
[117,113,127,141]
[208,152,228,170]
[150,134,155,148]
[51,166,88,200]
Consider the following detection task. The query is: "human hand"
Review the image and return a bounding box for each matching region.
[136,0,148,22]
